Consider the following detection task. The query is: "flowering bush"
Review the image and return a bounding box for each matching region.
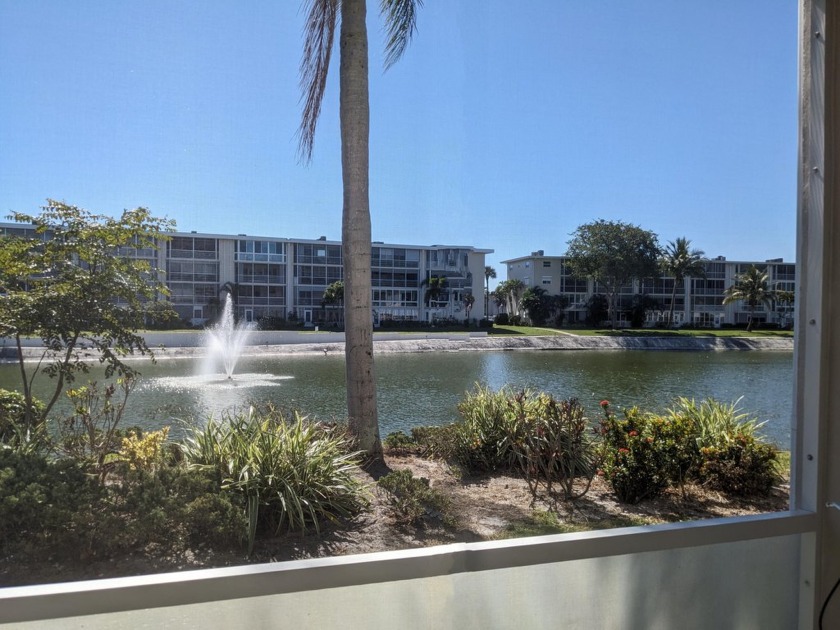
[598,403,697,504]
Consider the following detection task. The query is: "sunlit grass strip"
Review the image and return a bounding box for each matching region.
[564,328,794,338]
[181,407,368,555]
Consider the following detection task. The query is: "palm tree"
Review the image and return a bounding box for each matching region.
[774,289,795,328]
[463,292,475,321]
[661,238,706,327]
[421,275,448,307]
[484,265,496,319]
[321,280,344,325]
[494,279,525,317]
[299,0,421,458]
[723,265,774,332]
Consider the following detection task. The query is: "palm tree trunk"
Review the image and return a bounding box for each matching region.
[668,280,677,327]
[340,0,381,458]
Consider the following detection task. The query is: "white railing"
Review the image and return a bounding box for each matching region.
[0,511,814,628]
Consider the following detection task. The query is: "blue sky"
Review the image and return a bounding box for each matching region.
[0,1,798,283]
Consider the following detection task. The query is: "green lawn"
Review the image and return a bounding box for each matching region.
[486,325,570,336]
[555,328,794,339]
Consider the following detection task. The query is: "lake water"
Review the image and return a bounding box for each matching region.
[0,350,793,447]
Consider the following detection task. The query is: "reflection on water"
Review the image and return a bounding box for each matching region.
[0,350,793,446]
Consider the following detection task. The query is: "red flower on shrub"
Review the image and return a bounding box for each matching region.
[629,430,638,437]
[619,448,630,454]
[600,400,610,408]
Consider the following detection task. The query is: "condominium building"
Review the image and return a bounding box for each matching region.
[502,251,796,327]
[0,223,492,326]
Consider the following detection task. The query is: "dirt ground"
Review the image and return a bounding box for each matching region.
[0,453,789,588]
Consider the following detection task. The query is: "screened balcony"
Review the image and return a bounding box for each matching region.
[1,1,839,628]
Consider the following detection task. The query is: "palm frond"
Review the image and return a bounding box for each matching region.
[381,0,422,69]
[298,0,340,162]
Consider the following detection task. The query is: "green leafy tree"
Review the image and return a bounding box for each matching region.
[566,220,661,329]
[483,265,496,319]
[627,293,659,328]
[520,286,552,326]
[298,0,422,458]
[585,293,609,327]
[0,201,173,435]
[143,300,181,330]
[661,237,706,327]
[723,265,774,332]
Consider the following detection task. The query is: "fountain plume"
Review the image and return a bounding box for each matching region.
[206,292,251,379]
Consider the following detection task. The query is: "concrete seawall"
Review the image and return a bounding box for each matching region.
[1,331,793,361]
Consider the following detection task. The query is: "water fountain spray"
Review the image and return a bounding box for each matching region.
[206,291,251,379]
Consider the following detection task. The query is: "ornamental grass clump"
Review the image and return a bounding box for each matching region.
[454,384,520,472]
[181,406,368,555]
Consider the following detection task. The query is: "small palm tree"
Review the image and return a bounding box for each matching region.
[484,265,496,318]
[422,275,448,307]
[463,293,475,321]
[723,266,774,332]
[774,289,795,328]
[496,280,525,315]
[661,237,705,328]
[321,280,344,325]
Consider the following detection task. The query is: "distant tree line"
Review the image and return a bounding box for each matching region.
[489,219,788,331]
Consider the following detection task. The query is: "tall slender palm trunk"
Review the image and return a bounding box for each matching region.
[340,0,381,457]
[668,280,678,327]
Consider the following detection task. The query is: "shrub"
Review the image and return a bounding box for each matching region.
[56,379,135,482]
[494,313,510,325]
[0,450,104,554]
[181,406,368,554]
[698,434,780,496]
[667,397,765,450]
[377,469,452,527]
[452,386,599,501]
[383,430,418,455]
[113,465,245,551]
[509,395,598,501]
[119,426,171,472]
[665,397,779,495]
[598,403,675,504]
[0,389,47,452]
[453,385,520,472]
[409,424,459,459]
